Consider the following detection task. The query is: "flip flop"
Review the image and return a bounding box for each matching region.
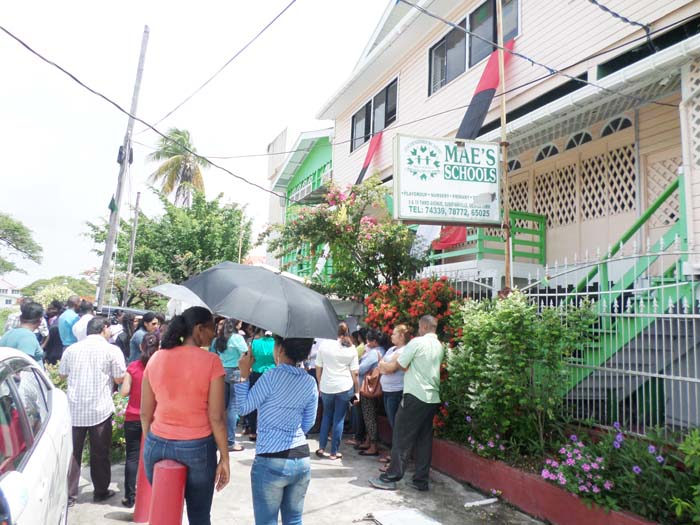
[329,453,343,460]
[229,445,244,452]
[359,450,379,456]
[378,457,391,463]
[315,449,328,458]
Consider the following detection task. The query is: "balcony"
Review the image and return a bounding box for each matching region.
[290,165,332,205]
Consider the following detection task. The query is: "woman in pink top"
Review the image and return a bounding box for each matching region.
[120,332,159,507]
[141,307,230,525]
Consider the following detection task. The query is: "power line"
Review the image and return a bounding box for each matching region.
[397,0,675,108]
[135,0,298,134]
[587,0,657,51]
[135,11,695,161]
[0,23,296,204]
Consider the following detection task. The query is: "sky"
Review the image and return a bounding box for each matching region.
[0,0,388,289]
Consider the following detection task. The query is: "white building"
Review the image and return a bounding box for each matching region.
[0,279,21,309]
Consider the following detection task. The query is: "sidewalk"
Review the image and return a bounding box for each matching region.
[68,436,542,524]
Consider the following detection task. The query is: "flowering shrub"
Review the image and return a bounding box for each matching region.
[464,415,508,460]
[263,175,427,299]
[541,434,616,508]
[364,277,458,337]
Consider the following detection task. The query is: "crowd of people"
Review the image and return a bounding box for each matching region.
[1,296,446,525]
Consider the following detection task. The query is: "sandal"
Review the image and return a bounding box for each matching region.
[359,450,379,456]
[315,449,328,458]
[379,456,391,463]
[329,453,343,460]
[228,444,244,452]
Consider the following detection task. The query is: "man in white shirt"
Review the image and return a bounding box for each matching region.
[60,316,126,506]
[71,300,95,342]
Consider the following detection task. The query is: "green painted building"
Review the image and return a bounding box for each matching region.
[271,128,333,278]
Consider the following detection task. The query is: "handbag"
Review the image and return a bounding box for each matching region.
[360,351,384,399]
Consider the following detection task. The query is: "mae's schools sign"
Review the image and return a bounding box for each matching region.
[393,134,501,225]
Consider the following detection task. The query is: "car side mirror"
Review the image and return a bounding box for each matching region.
[0,471,30,522]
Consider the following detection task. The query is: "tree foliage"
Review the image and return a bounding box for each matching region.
[0,212,42,274]
[262,176,427,299]
[35,285,79,307]
[102,271,169,310]
[86,189,252,284]
[147,128,209,207]
[22,276,95,299]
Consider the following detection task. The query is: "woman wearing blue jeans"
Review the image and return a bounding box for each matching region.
[236,337,318,525]
[210,318,247,451]
[315,322,360,459]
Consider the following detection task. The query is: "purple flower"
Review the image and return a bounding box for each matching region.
[576,442,585,448]
[498,444,505,451]
[613,421,621,430]
[647,445,656,454]
[465,415,472,422]
[613,441,621,449]
[592,486,600,493]
[591,462,599,470]
[573,449,580,455]
[615,433,624,442]
[551,461,559,468]
[578,485,589,492]
[603,480,613,490]
[570,434,578,442]
[582,464,591,472]
[545,459,552,466]
[487,441,495,448]
[559,447,567,454]
[495,434,500,439]
[558,477,567,485]
[541,468,551,479]
[444,401,449,407]
[477,444,485,451]
[656,455,665,464]
[632,465,642,475]
[596,457,604,463]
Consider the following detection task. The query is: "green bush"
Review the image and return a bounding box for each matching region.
[441,292,595,457]
[671,429,700,523]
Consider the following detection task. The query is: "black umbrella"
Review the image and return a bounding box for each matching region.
[177,262,339,339]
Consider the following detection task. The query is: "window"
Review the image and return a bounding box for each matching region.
[11,290,20,295]
[507,159,522,171]
[566,131,593,150]
[535,144,559,162]
[0,378,29,474]
[14,368,48,438]
[4,300,11,305]
[351,79,398,152]
[429,20,466,95]
[0,289,7,294]
[601,117,632,137]
[469,0,519,67]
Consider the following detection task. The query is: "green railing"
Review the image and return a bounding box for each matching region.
[428,210,547,265]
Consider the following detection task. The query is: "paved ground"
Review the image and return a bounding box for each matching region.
[68,435,542,524]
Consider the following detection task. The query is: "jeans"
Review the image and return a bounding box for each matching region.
[251,456,311,525]
[68,415,112,499]
[123,420,143,501]
[144,432,217,525]
[383,390,403,429]
[387,394,439,490]
[247,371,262,434]
[224,367,240,446]
[318,387,354,455]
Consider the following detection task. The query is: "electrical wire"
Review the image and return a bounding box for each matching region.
[0,24,298,203]
[397,0,675,108]
[587,0,657,51]
[135,11,696,160]
[135,0,298,134]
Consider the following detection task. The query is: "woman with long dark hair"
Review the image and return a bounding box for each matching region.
[236,337,318,524]
[140,307,229,525]
[120,332,159,507]
[355,329,387,457]
[115,312,135,363]
[211,318,247,451]
[129,312,159,363]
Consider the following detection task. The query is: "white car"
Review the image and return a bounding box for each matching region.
[0,348,72,525]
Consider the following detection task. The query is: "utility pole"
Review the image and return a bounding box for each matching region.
[96,26,150,310]
[496,0,512,289]
[122,191,141,307]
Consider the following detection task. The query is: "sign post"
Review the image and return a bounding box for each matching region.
[393,134,501,225]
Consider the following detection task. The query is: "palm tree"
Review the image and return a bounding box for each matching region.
[147,128,209,207]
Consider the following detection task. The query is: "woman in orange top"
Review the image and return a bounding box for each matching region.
[141,307,230,525]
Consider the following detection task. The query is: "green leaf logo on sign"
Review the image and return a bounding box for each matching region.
[406,140,441,181]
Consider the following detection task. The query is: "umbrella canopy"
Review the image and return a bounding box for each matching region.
[166,262,339,339]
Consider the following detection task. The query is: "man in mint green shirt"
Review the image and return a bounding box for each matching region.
[370,315,444,492]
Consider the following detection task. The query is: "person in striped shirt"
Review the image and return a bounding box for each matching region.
[236,336,318,525]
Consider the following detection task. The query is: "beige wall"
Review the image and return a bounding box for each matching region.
[330,0,695,186]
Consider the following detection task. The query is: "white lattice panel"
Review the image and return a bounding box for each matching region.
[647,156,682,228]
[580,154,607,221]
[509,179,529,212]
[608,145,636,215]
[534,169,557,227]
[556,163,577,226]
[689,60,700,170]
